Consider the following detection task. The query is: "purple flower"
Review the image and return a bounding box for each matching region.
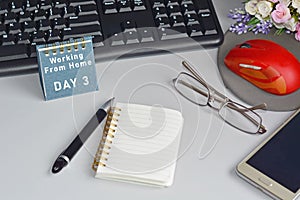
[229,22,252,34]
[252,20,273,34]
[228,8,251,23]
[228,8,253,35]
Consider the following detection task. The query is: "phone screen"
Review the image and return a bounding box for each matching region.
[246,112,300,193]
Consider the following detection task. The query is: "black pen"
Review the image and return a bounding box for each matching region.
[51,97,114,174]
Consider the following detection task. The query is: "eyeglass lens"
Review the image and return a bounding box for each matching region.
[219,102,262,134]
[175,73,209,106]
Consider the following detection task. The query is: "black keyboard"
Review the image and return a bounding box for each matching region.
[0,0,223,76]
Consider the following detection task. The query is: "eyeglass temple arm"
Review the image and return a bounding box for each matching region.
[182,61,227,100]
[176,79,209,97]
[226,102,267,111]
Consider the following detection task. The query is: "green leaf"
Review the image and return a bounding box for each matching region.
[275,28,285,35]
[247,17,260,26]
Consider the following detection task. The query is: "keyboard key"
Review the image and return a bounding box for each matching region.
[17,32,31,44]
[32,31,47,44]
[49,8,63,20]
[103,1,118,14]
[23,21,37,33]
[52,18,67,29]
[24,0,39,11]
[124,31,139,44]
[69,0,96,7]
[153,6,168,18]
[198,8,211,14]
[92,35,104,47]
[198,9,212,16]
[34,10,47,21]
[133,0,146,11]
[39,19,52,31]
[204,28,217,35]
[0,1,9,15]
[139,28,154,43]
[62,25,102,40]
[187,24,203,37]
[4,13,17,24]
[110,33,125,46]
[159,27,188,40]
[165,0,179,7]
[8,23,22,34]
[69,15,100,27]
[10,2,23,13]
[184,13,200,26]
[138,28,154,42]
[64,7,77,18]
[19,11,32,23]
[181,2,196,14]
[40,0,52,10]
[155,17,171,28]
[0,44,29,61]
[47,29,61,42]
[170,15,185,27]
[1,34,16,46]
[121,20,137,32]
[151,0,164,8]
[167,5,181,16]
[181,0,193,6]
[117,0,132,12]
[54,0,68,9]
[78,4,98,15]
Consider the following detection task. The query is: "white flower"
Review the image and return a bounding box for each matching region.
[280,0,292,6]
[245,0,259,15]
[292,0,300,8]
[255,14,263,20]
[284,17,298,31]
[272,21,285,29]
[257,1,273,18]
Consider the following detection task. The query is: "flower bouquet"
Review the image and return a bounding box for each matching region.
[228,0,300,41]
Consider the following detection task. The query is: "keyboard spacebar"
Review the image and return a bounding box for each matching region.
[0,45,29,62]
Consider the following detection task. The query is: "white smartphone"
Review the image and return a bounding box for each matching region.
[237,109,300,200]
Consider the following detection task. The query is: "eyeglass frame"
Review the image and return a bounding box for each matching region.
[173,61,267,134]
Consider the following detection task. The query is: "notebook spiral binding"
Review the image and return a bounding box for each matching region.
[92,107,122,171]
[42,37,87,56]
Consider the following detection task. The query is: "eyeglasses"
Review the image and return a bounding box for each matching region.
[173,61,267,134]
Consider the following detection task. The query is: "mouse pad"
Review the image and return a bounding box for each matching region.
[217,29,300,111]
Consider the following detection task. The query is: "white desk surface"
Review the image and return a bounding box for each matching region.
[0,1,295,199]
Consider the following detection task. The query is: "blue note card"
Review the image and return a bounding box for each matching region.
[36,36,98,100]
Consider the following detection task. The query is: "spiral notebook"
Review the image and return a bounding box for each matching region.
[92,103,184,187]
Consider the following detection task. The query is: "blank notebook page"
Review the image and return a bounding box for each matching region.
[95,102,184,187]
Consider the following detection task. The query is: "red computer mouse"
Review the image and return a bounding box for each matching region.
[224,39,300,95]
